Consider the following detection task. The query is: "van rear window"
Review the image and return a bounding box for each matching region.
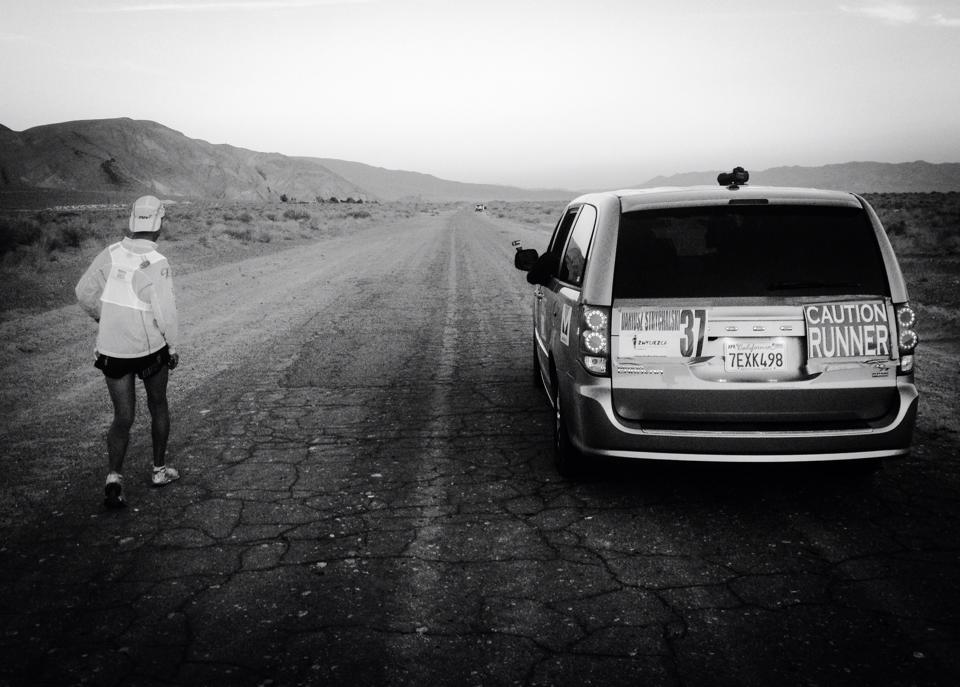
[613,205,890,299]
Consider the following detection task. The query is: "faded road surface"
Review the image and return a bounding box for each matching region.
[2,208,959,686]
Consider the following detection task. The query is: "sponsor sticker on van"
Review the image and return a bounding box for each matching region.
[618,307,707,358]
[803,301,891,359]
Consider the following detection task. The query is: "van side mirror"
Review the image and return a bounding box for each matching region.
[525,252,555,286]
[514,248,539,271]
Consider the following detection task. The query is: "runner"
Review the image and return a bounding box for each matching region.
[76,195,181,508]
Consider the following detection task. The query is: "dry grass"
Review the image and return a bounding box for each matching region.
[485,200,566,234]
[864,192,960,256]
[0,200,439,317]
[2,193,958,339]
[489,193,960,341]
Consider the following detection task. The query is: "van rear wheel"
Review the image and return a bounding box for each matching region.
[553,392,585,479]
[532,339,542,388]
[837,456,882,476]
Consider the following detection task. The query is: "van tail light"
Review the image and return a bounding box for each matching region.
[580,305,610,376]
[895,303,918,374]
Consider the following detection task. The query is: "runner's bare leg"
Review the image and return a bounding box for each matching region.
[104,373,136,474]
[143,365,170,469]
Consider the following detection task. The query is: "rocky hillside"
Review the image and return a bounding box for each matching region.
[0,118,572,204]
[315,158,572,202]
[3,118,958,205]
[0,118,369,203]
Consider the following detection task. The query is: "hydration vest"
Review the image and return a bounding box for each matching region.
[100,242,163,312]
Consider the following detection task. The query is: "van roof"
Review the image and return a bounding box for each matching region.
[572,186,863,213]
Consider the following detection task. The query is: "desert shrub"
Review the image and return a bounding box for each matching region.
[283,208,311,221]
[253,225,272,242]
[885,219,908,236]
[8,242,50,269]
[868,192,960,255]
[342,209,371,219]
[943,233,960,253]
[57,220,87,249]
[265,212,277,221]
[36,227,63,255]
[0,215,41,255]
[223,225,253,241]
[0,215,95,257]
[157,219,182,241]
[238,211,254,224]
[273,220,301,238]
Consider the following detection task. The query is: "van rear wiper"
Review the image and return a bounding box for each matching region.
[767,280,861,291]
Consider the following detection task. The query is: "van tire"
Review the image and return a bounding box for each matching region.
[839,457,883,475]
[532,339,541,388]
[553,392,585,479]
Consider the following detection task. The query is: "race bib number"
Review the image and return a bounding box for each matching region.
[618,307,706,358]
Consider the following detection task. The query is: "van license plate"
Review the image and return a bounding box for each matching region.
[724,340,786,372]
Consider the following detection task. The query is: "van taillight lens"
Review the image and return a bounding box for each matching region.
[580,306,610,376]
[895,303,918,374]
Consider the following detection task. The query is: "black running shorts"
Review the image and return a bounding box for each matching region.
[95,346,170,379]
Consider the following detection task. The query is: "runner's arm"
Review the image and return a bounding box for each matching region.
[143,262,179,352]
[75,250,108,321]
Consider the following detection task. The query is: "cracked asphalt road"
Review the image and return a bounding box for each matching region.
[2,208,959,686]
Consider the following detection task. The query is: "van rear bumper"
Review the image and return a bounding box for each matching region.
[567,377,918,461]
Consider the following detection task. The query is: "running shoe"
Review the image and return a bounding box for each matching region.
[104,473,126,509]
[151,465,180,486]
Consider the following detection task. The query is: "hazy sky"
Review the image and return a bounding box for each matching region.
[2,0,959,189]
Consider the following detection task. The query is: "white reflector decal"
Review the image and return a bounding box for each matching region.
[560,304,572,346]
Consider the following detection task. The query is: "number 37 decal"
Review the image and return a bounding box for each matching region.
[618,306,707,358]
[679,308,706,357]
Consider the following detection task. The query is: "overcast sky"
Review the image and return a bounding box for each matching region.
[2,0,959,189]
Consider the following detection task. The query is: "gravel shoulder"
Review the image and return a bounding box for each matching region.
[1,209,958,686]
[0,213,445,522]
[1,211,958,520]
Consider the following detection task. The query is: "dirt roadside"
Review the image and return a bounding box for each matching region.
[1,212,958,523]
[0,213,448,522]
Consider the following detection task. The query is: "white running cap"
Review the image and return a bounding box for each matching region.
[129,195,164,233]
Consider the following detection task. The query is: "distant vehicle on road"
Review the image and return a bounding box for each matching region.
[475,203,486,212]
[513,168,919,476]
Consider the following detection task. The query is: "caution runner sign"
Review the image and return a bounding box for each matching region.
[803,301,891,359]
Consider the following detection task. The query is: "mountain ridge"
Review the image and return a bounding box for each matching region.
[0,118,572,204]
[2,118,959,205]
[0,118,369,203]
[639,161,960,193]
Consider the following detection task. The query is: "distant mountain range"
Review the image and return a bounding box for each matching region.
[639,161,960,193]
[0,118,570,204]
[1,118,958,206]
[312,157,570,203]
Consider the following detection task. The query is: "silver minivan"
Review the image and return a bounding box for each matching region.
[514,170,919,476]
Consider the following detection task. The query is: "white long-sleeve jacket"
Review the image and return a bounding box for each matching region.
[75,238,178,358]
